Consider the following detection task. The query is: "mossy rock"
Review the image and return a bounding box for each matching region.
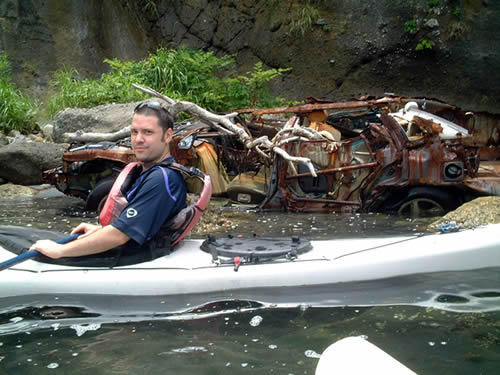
[428,196,500,231]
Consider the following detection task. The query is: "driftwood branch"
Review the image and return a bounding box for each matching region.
[63,126,131,143]
[63,84,320,177]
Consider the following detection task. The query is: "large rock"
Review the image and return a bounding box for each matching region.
[0,183,38,197]
[428,196,500,230]
[0,142,68,185]
[52,102,138,143]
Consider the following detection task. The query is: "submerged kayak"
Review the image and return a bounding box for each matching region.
[1,224,499,299]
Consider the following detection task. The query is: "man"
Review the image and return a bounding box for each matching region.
[30,102,187,262]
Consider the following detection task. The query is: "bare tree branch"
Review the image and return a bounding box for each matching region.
[63,84,320,178]
[63,126,131,143]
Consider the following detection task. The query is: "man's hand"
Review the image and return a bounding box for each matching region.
[29,225,130,260]
[29,240,64,259]
[71,223,101,238]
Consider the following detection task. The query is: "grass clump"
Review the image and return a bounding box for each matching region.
[428,0,440,8]
[0,54,38,134]
[49,47,291,117]
[404,19,418,33]
[416,39,433,51]
[289,4,320,36]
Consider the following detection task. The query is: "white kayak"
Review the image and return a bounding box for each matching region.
[315,336,416,375]
[1,224,499,299]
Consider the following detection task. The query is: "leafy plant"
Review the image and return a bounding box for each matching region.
[139,0,159,17]
[0,54,38,134]
[289,4,320,36]
[321,23,332,32]
[453,6,462,17]
[48,47,292,117]
[415,39,433,51]
[428,0,440,8]
[233,62,291,108]
[404,19,418,33]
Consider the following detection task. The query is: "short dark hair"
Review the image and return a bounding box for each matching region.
[134,101,174,132]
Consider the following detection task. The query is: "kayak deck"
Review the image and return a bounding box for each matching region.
[1,224,500,298]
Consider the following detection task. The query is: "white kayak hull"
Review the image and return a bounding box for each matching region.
[315,336,416,375]
[1,224,499,299]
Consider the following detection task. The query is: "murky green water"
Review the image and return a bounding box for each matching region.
[0,190,499,374]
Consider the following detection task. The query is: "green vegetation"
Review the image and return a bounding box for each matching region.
[453,6,462,17]
[264,1,331,37]
[415,39,433,51]
[0,54,38,134]
[428,0,440,8]
[2,48,291,133]
[289,4,320,36]
[49,47,291,117]
[139,0,159,17]
[230,62,291,107]
[404,19,418,33]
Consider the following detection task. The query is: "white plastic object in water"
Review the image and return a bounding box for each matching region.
[315,336,416,375]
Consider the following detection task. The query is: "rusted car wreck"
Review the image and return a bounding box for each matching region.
[43,96,499,216]
[246,98,499,215]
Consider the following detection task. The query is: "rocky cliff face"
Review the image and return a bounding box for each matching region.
[0,0,150,97]
[1,0,499,114]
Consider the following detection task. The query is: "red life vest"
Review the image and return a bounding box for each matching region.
[99,161,212,248]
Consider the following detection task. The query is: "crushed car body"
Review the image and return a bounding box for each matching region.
[239,97,499,215]
[43,96,500,216]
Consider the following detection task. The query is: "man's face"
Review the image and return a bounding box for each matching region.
[131,114,173,167]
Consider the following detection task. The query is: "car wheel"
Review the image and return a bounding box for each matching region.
[85,176,116,213]
[385,187,460,217]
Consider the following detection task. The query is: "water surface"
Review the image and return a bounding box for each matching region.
[0,190,499,374]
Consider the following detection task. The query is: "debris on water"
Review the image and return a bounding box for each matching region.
[304,350,321,358]
[70,323,101,337]
[51,323,60,331]
[268,344,278,349]
[159,346,208,355]
[9,317,23,323]
[249,315,263,327]
[428,341,436,346]
[47,362,59,369]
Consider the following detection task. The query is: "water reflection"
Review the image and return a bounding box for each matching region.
[1,303,499,375]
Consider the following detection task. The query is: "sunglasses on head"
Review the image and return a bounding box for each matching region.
[134,101,164,112]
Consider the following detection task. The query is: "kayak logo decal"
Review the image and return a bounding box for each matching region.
[126,208,138,218]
